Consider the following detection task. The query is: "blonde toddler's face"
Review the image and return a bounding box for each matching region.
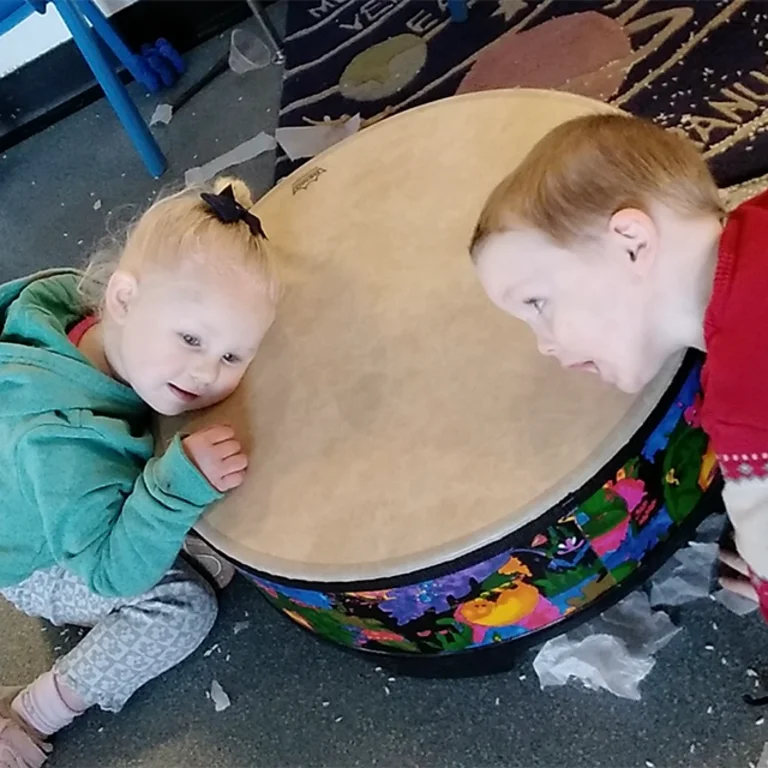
[112,261,275,416]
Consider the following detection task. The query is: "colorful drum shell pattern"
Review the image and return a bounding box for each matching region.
[235,357,717,656]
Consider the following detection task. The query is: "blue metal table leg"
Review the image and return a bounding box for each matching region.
[74,0,156,89]
[53,0,166,177]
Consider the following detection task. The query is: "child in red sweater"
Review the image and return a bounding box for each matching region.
[470,113,768,610]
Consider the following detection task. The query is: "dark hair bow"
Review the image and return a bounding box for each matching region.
[200,184,267,239]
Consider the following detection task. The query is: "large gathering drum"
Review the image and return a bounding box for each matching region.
[161,90,718,673]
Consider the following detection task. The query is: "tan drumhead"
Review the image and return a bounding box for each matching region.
[161,90,679,582]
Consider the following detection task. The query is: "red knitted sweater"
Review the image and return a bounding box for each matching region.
[701,189,768,618]
[702,189,768,481]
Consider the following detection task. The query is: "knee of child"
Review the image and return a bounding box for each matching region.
[154,573,219,644]
[186,578,219,639]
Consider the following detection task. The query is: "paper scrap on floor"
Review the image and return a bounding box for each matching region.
[149,103,173,127]
[276,115,361,161]
[533,590,680,700]
[210,679,231,712]
[233,621,251,635]
[185,132,277,187]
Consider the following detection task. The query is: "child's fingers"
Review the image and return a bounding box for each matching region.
[216,470,246,492]
[219,453,248,476]
[212,439,242,461]
[199,424,236,444]
[719,548,750,578]
[718,575,759,603]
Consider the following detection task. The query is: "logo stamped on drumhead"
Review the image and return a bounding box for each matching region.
[292,167,327,194]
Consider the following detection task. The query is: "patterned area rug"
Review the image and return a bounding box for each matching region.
[277,0,768,194]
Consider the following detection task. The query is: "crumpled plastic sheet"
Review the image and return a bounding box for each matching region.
[692,509,729,544]
[649,541,719,607]
[533,514,760,701]
[533,591,680,700]
[712,587,758,616]
[648,513,726,608]
[534,633,655,701]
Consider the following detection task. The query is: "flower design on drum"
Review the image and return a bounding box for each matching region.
[556,537,581,555]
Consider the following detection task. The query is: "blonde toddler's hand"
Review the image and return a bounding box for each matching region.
[182,425,248,492]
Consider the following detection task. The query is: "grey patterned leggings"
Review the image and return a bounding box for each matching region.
[0,558,217,713]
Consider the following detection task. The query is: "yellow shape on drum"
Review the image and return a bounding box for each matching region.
[498,555,532,578]
[284,610,313,631]
[460,582,540,627]
[699,446,718,490]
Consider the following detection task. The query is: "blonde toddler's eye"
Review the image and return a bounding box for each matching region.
[223,353,241,365]
[180,333,201,347]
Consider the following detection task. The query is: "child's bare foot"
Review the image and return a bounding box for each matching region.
[182,534,236,590]
[0,688,50,768]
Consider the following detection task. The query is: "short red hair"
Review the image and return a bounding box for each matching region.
[470,113,722,258]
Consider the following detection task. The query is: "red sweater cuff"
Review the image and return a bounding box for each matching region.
[717,453,768,481]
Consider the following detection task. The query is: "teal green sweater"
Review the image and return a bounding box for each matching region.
[0,271,221,598]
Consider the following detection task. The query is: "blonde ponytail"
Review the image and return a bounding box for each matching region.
[212,176,255,209]
[79,175,277,312]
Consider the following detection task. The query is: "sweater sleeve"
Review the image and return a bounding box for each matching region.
[721,477,768,620]
[16,423,222,598]
[703,418,768,617]
[722,477,768,580]
[699,192,768,617]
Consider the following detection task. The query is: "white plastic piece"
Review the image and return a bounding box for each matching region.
[712,587,758,616]
[276,115,361,161]
[185,132,277,187]
[649,541,718,607]
[532,591,679,700]
[533,633,655,701]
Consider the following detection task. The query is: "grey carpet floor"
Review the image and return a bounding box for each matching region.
[2,8,768,768]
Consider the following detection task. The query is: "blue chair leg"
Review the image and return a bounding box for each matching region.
[73,0,157,91]
[0,3,35,38]
[447,0,468,22]
[53,0,166,178]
